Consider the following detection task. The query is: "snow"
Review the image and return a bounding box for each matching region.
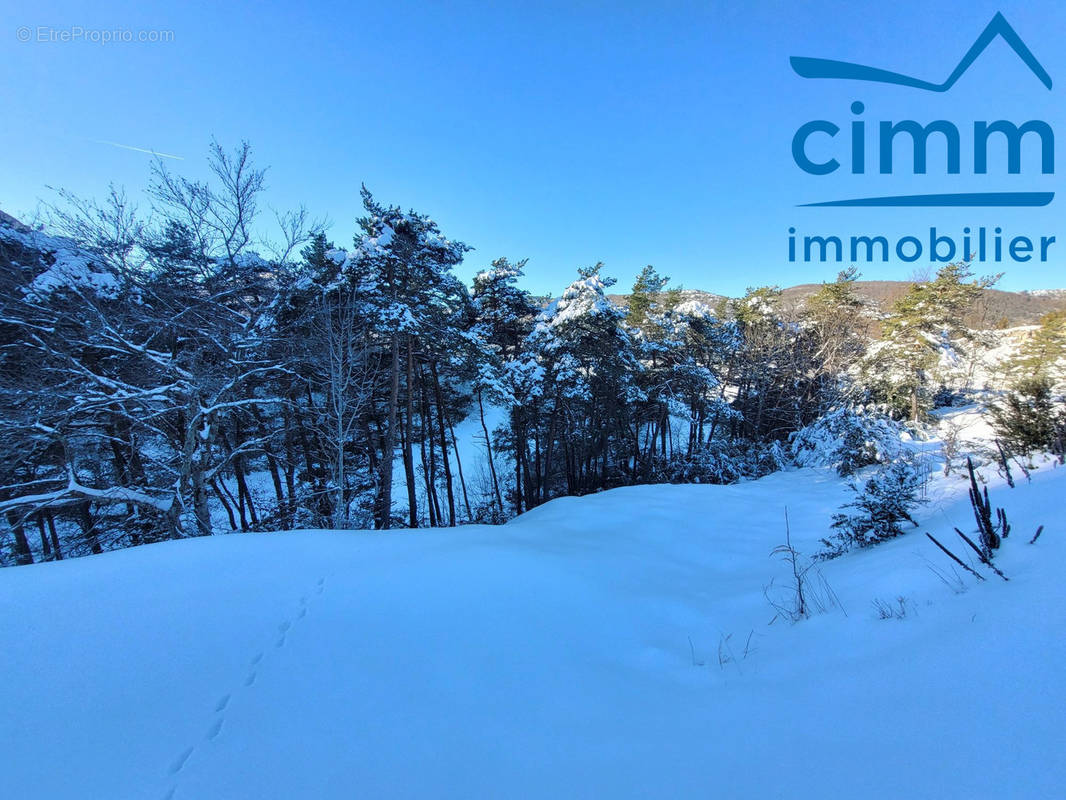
[1,439,1064,798]
[537,273,619,332]
[371,223,394,248]
[671,298,716,319]
[0,475,175,516]
[447,399,509,482]
[382,398,510,524]
[790,407,908,471]
[1,221,120,299]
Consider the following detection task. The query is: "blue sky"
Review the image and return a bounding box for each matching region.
[2,0,1063,296]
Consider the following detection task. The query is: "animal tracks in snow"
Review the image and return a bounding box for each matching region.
[206,717,224,741]
[168,747,194,775]
[162,575,328,796]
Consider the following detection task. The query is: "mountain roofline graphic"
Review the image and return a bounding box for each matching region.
[790,12,1052,92]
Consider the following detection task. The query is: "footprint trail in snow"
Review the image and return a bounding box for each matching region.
[161,575,328,797]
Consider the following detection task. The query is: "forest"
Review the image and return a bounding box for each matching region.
[2,142,1064,565]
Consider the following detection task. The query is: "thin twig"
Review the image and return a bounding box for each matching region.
[687,635,703,667]
[925,532,985,581]
[954,528,1009,581]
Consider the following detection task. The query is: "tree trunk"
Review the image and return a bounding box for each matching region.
[231,424,259,527]
[403,339,418,528]
[419,409,438,527]
[45,512,62,560]
[191,462,212,537]
[36,514,52,560]
[447,414,473,522]
[479,389,503,515]
[429,361,456,526]
[255,412,287,526]
[378,336,400,529]
[7,510,34,565]
[76,501,102,554]
[421,376,442,526]
[219,428,249,530]
[281,399,298,528]
[211,479,238,531]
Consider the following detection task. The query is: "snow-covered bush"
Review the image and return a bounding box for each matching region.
[654,439,789,485]
[931,385,974,409]
[822,456,927,558]
[790,408,906,476]
[989,378,1066,460]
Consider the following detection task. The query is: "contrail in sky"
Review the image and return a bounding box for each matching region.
[95,140,184,160]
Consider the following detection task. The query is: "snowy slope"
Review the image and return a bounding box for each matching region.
[0,461,1063,799]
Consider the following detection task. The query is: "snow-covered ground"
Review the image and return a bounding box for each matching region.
[1,429,1063,799]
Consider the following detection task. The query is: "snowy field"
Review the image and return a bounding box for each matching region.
[1,450,1063,799]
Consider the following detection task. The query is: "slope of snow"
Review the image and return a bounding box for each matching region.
[0,220,120,299]
[0,459,1063,799]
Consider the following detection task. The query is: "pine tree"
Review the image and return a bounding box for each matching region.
[519,264,642,499]
[730,286,796,440]
[825,458,925,555]
[472,257,539,358]
[300,231,338,284]
[990,377,1066,459]
[804,267,868,399]
[626,265,668,331]
[866,262,995,420]
[343,187,470,528]
[1013,309,1066,387]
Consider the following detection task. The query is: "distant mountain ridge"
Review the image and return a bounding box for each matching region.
[608,282,1066,328]
[3,211,1063,329]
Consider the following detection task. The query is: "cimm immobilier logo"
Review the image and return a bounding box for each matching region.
[788,12,1055,266]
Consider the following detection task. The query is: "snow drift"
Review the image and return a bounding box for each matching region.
[0,460,1063,799]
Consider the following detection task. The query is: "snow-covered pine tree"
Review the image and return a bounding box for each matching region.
[824,457,926,556]
[333,187,470,528]
[990,377,1066,461]
[1012,309,1066,390]
[519,263,643,500]
[802,267,869,409]
[472,257,539,359]
[864,262,995,420]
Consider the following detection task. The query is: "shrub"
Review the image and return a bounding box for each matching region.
[649,439,789,485]
[822,457,926,557]
[989,378,1066,460]
[791,408,905,476]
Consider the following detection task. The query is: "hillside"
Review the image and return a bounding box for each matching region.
[781,281,1066,327]
[610,281,1066,328]
[1,412,1063,799]
[4,212,1062,329]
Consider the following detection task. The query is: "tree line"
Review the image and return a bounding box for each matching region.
[0,143,1022,565]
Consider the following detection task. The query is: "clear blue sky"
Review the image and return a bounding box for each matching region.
[2,0,1063,296]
